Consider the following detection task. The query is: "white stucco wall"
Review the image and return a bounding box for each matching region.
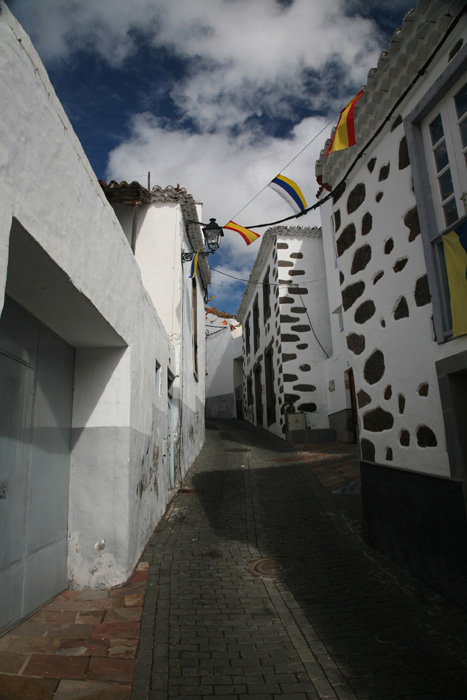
[178,224,206,479]
[276,229,332,432]
[0,5,177,589]
[317,21,467,475]
[134,204,182,341]
[320,198,354,423]
[206,311,242,419]
[129,201,206,482]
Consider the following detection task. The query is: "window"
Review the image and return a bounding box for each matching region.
[192,278,199,380]
[262,268,271,319]
[423,82,467,229]
[247,375,253,405]
[405,46,467,342]
[254,363,263,427]
[253,295,260,354]
[244,315,251,356]
[155,360,162,396]
[264,345,276,425]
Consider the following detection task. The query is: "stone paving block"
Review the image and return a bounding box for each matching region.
[0,674,58,700]
[30,611,78,625]
[108,638,138,658]
[58,637,109,657]
[44,599,114,613]
[0,651,27,673]
[23,653,89,679]
[74,591,109,601]
[104,608,142,623]
[333,685,358,700]
[86,657,135,683]
[9,621,49,637]
[53,679,131,699]
[131,680,150,700]
[47,624,95,639]
[91,622,140,639]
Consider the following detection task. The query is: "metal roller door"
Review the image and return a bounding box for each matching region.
[0,299,74,633]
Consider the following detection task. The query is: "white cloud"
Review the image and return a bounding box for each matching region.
[9,0,414,311]
[105,111,327,311]
[12,0,384,131]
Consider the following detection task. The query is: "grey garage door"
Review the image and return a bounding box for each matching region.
[0,299,74,633]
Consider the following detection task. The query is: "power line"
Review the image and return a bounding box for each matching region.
[210,267,326,287]
[231,1,455,231]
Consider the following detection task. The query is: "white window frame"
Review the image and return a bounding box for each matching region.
[422,80,467,231]
[405,44,467,343]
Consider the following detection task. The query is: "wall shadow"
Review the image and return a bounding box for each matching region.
[191,451,467,693]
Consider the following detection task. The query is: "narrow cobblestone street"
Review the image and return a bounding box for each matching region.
[132,420,467,700]
[1,420,466,699]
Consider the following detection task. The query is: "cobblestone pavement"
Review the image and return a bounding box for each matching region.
[132,420,467,700]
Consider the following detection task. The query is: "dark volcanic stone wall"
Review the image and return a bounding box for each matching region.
[277,229,332,435]
[241,227,331,440]
[333,117,445,471]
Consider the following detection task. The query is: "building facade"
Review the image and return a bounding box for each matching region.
[205,309,243,421]
[315,0,467,605]
[0,4,207,634]
[100,180,209,482]
[237,226,337,440]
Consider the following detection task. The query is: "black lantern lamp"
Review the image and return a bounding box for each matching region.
[182,218,224,262]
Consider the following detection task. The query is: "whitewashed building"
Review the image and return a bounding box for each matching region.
[205,309,243,420]
[100,180,209,481]
[315,0,467,605]
[0,4,207,634]
[237,226,337,441]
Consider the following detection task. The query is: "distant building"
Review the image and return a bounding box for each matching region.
[205,309,243,420]
[0,5,207,633]
[237,226,351,441]
[315,0,467,605]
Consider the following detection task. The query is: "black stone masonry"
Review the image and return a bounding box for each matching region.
[132,420,467,700]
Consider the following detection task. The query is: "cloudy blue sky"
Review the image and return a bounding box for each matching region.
[9,0,416,313]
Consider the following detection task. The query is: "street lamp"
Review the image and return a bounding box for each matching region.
[182,218,224,262]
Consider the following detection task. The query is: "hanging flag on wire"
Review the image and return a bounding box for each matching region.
[326,90,363,155]
[268,174,307,214]
[224,221,260,246]
[442,220,467,337]
[189,250,199,279]
[221,320,228,325]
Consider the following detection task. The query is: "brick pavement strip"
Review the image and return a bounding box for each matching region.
[131,420,467,699]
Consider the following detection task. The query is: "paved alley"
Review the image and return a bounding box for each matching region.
[0,419,466,700]
[132,420,467,700]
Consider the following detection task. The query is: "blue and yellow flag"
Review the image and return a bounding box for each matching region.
[268,174,307,214]
[442,220,467,337]
[189,250,199,279]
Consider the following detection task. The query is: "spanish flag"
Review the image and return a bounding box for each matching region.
[189,250,199,279]
[268,174,307,214]
[224,221,260,246]
[326,90,363,155]
[442,221,467,337]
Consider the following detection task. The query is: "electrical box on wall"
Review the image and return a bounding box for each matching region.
[286,413,306,431]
